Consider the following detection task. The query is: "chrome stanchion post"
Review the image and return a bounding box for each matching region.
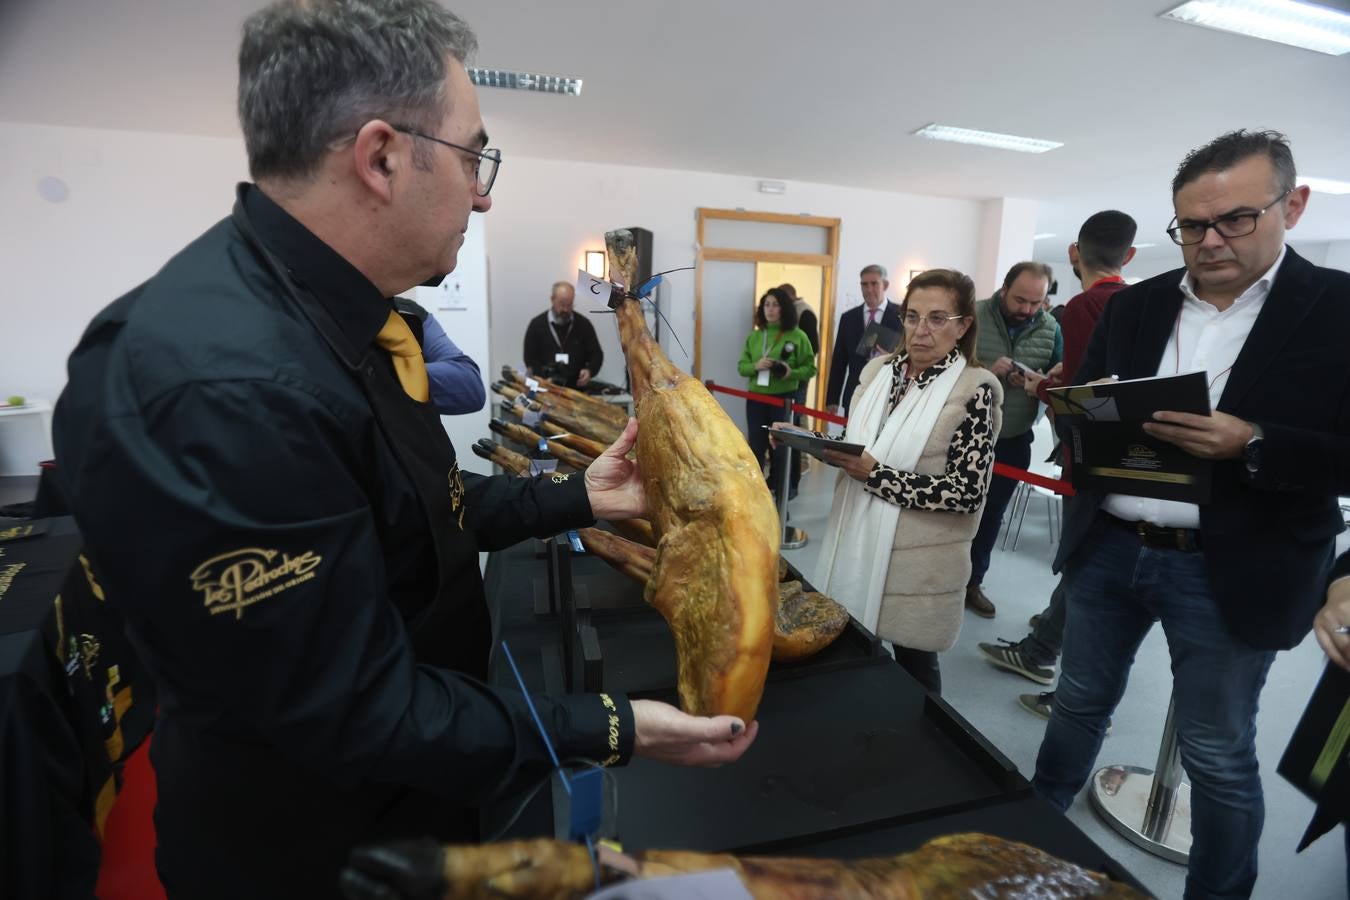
[777,395,806,550]
[1088,692,1192,864]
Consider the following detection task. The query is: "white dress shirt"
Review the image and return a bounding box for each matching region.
[1101,246,1286,528]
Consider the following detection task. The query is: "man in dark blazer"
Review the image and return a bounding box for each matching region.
[825,264,903,415]
[1034,131,1350,900]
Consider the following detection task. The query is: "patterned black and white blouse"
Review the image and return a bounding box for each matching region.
[829,348,995,514]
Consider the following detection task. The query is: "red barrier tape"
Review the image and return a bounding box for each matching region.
[705,379,1074,496]
[994,462,1074,496]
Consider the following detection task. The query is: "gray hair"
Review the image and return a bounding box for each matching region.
[238,0,477,181]
[1172,130,1296,197]
[860,264,889,280]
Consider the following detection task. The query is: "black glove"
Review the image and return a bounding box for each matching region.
[339,838,447,900]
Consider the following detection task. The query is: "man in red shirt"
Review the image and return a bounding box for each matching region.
[977,211,1137,713]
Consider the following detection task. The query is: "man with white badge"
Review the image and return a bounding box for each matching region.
[523,280,605,389]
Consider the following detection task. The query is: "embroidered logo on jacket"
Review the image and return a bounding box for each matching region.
[0,524,33,542]
[448,462,466,530]
[190,548,323,620]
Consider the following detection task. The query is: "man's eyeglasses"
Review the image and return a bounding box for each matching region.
[1166,189,1291,246]
[902,311,968,330]
[392,125,501,197]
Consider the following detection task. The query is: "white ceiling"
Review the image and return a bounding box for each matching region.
[3,0,1348,257]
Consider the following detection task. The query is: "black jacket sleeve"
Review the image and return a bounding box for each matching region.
[578,315,604,378]
[522,315,549,374]
[463,470,594,551]
[826,313,851,407]
[798,309,819,360]
[55,376,633,806]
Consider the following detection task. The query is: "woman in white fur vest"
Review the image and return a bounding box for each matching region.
[780,269,1003,695]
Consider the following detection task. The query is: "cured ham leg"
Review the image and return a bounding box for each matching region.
[524,424,609,461]
[491,382,624,445]
[471,439,532,477]
[342,833,1144,899]
[500,366,630,430]
[577,528,847,663]
[606,229,776,721]
[488,419,595,472]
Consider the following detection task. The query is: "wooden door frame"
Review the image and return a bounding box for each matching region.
[694,209,842,415]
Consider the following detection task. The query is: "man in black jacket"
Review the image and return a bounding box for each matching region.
[825,264,903,415]
[51,3,754,897]
[1034,130,1350,899]
[522,281,604,388]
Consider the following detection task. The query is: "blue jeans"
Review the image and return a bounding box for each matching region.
[1033,517,1276,900]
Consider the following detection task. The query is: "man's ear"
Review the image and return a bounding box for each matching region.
[352,120,401,203]
[1122,246,1137,267]
[1284,184,1311,229]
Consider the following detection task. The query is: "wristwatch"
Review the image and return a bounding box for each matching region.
[1242,423,1264,475]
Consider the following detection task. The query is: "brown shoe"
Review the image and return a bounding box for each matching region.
[965,585,996,618]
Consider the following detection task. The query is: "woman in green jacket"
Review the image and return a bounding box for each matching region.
[737,287,817,496]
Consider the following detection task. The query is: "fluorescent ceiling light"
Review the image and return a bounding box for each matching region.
[1303,175,1350,194]
[469,67,583,96]
[912,123,1063,154]
[1161,0,1350,56]
[1133,243,1158,249]
[1033,233,1058,240]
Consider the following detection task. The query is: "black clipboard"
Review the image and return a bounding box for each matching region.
[765,427,865,460]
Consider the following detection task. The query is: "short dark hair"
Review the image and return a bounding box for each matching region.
[755,287,798,330]
[1077,210,1137,272]
[1172,130,1296,197]
[901,269,980,366]
[238,0,478,181]
[1002,261,1053,293]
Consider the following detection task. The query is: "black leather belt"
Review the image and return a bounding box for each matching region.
[1103,513,1202,552]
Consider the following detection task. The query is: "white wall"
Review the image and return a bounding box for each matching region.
[1,122,249,404]
[973,197,1040,298]
[2,123,989,417]
[480,156,986,389]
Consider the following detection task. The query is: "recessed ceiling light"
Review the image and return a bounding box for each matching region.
[1303,175,1350,194]
[469,67,583,96]
[1033,233,1058,240]
[1161,0,1350,56]
[912,123,1063,154]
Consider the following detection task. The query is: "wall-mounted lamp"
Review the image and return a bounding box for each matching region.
[584,250,607,279]
[908,268,923,285]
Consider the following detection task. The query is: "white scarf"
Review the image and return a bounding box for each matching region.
[814,354,968,632]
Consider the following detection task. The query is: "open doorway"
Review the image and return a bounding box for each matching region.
[694,209,841,434]
[753,262,824,426]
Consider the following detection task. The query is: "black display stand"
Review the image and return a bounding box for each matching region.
[481,536,1145,895]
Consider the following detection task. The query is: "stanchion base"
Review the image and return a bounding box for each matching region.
[1089,764,1191,865]
[781,527,808,550]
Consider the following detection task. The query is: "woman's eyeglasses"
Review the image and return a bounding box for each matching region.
[902,312,967,330]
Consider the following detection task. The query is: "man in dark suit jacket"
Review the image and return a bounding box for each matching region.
[1033,131,1350,900]
[825,264,903,415]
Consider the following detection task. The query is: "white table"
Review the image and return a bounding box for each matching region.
[0,400,54,476]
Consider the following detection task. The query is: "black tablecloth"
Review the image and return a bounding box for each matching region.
[0,517,155,899]
[481,538,1145,894]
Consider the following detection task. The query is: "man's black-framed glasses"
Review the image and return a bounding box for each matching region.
[393,125,501,197]
[1166,189,1291,246]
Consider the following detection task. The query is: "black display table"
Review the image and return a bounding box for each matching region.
[482,534,1147,896]
[0,516,155,900]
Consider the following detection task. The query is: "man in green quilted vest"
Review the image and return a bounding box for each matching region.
[965,262,1062,617]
